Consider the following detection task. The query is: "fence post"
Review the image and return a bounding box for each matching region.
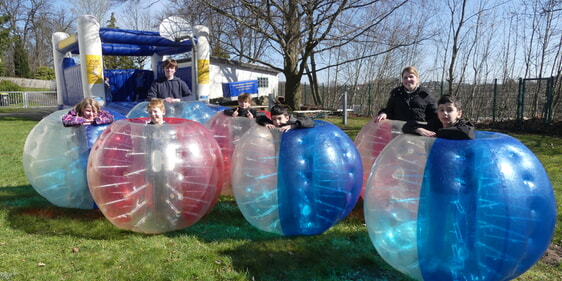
[492,79,497,124]
[23,92,29,108]
[343,86,348,125]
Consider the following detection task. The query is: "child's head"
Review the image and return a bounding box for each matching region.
[237,93,252,109]
[147,98,166,124]
[270,104,290,127]
[75,98,101,120]
[401,66,419,91]
[437,94,463,128]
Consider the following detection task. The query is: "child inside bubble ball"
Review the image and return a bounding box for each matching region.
[61,97,114,127]
[402,94,475,140]
[223,93,262,119]
[256,104,314,132]
[146,98,167,125]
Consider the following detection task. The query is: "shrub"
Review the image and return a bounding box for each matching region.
[0,80,24,91]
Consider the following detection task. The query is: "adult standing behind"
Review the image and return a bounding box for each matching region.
[147,58,194,103]
[374,66,438,136]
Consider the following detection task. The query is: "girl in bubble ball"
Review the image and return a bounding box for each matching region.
[61,97,114,127]
[402,94,475,140]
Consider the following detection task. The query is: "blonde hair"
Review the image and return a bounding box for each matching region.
[147,98,165,112]
[402,66,419,78]
[74,98,101,117]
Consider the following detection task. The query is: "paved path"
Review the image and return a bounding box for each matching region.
[0,107,58,121]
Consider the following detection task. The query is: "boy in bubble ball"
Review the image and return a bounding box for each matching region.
[62,97,114,127]
[223,93,263,119]
[402,94,475,140]
[256,104,314,132]
[146,98,167,125]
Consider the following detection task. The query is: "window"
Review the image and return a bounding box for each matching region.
[257,77,269,88]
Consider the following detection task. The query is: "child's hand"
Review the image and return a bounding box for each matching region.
[246,111,253,118]
[278,125,292,132]
[416,128,436,137]
[232,108,239,117]
[265,124,276,129]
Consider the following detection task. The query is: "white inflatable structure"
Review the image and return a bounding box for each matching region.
[51,15,210,107]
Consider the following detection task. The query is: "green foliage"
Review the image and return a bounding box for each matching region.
[13,36,31,78]
[0,80,23,91]
[34,66,56,80]
[0,14,11,59]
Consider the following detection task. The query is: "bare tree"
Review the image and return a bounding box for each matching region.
[176,0,413,110]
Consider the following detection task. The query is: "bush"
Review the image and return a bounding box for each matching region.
[0,80,24,91]
[34,66,55,80]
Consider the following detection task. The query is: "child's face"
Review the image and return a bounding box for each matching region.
[238,99,251,109]
[271,114,290,127]
[438,102,461,128]
[401,72,419,91]
[148,107,165,124]
[82,105,97,121]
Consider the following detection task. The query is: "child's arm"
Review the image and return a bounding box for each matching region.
[93,110,114,125]
[437,120,475,140]
[292,116,315,129]
[61,110,86,127]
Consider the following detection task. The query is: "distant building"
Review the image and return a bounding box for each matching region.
[178,57,280,104]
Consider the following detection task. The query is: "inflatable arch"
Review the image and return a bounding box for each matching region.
[51,15,210,108]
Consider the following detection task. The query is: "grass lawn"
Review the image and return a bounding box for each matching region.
[1,111,561,280]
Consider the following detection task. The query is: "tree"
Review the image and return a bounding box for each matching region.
[186,0,413,110]
[103,13,135,70]
[13,35,31,78]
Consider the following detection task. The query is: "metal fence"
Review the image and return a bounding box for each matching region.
[0,91,58,108]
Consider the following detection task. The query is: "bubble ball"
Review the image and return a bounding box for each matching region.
[364,132,556,281]
[354,119,404,196]
[127,101,219,124]
[87,117,224,234]
[232,120,363,236]
[205,112,258,195]
[22,110,114,209]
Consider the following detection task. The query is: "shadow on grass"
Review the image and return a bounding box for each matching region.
[2,185,134,240]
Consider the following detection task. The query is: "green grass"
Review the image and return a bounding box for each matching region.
[1,111,561,280]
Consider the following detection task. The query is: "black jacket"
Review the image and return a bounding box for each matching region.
[256,114,315,129]
[147,76,194,101]
[402,118,475,140]
[378,86,438,122]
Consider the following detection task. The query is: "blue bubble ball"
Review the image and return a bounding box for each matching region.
[22,110,114,209]
[232,120,363,236]
[364,132,556,281]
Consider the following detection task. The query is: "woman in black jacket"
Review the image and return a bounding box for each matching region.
[374,66,438,125]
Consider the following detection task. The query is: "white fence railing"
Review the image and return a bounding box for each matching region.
[0,91,58,108]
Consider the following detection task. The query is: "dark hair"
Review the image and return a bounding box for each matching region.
[270,104,289,116]
[438,94,463,110]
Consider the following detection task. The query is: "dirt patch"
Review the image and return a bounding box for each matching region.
[542,244,562,266]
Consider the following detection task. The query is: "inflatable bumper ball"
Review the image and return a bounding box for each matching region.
[232,120,363,236]
[354,119,404,197]
[87,118,224,234]
[364,132,556,281]
[127,101,218,124]
[205,111,257,195]
[22,110,113,209]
